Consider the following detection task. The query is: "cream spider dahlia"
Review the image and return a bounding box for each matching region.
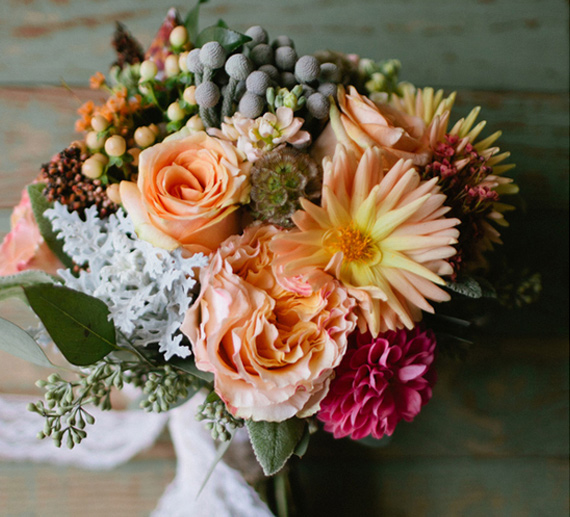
[271,145,460,335]
[392,84,518,272]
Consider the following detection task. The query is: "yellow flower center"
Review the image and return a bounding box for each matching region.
[325,224,380,263]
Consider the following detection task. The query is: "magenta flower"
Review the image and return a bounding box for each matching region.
[317,326,437,440]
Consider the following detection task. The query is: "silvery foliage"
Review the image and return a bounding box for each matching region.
[46,203,208,360]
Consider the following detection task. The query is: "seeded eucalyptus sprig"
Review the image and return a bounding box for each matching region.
[130,363,203,413]
[196,390,244,442]
[28,357,205,449]
[27,360,129,449]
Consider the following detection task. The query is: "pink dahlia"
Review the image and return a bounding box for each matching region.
[317,326,437,440]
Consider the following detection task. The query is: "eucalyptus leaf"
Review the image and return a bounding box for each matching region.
[0,270,59,303]
[169,356,214,383]
[23,284,117,366]
[184,0,210,43]
[195,26,252,53]
[0,316,54,368]
[446,276,483,298]
[27,183,73,269]
[246,418,306,476]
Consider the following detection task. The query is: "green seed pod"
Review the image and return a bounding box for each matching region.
[246,70,272,96]
[318,82,337,99]
[272,35,295,49]
[320,62,341,83]
[245,25,269,47]
[251,43,274,66]
[258,64,279,82]
[195,81,221,108]
[275,46,297,72]
[238,92,265,118]
[295,55,320,83]
[225,53,253,80]
[186,49,203,74]
[199,41,226,69]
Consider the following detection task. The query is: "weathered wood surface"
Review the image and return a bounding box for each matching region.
[0,87,568,211]
[0,1,568,515]
[0,335,567,516]
[0,0,568,92]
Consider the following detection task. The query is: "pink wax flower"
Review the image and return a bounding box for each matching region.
[0,188,63,276]
[317,326,437,440]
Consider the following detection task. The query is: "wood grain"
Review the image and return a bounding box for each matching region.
[0,0,568,92]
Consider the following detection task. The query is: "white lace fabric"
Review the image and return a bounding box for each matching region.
[0,393,273,516]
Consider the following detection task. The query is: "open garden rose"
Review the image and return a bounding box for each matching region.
[0,188,63,276]
[182,223,357,422]
[120,131,251,254]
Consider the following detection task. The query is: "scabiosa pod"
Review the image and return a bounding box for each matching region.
[249,146,321,228]
[317,326,437,440]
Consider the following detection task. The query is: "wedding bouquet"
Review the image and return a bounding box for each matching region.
[0,1,538,502]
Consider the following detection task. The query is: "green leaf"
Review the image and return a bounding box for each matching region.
[216,19,228,28]
[246,418,306,476]
[23,284,117,366]
[195,26,252,53]
[184,0,210,43]
[293,424,310,458]
[446,276,483,298]
[0,316,54,368]
[27,183,74,269]
[197,432,233,497]
[0,270,59,303]
[169,356,215,383]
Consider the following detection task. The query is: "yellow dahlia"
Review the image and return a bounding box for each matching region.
[271,145,460,336]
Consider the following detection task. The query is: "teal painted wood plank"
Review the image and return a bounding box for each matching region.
[0,459,175,517]
[0,87,567,210]
[0,0,568,92]
[294,457,569,516]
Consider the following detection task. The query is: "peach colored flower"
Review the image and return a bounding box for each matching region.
[209,107,311,162]
[182,223,357,422]
[314,85,436,167]
[0,189,63,276]
[272,145,460,336]
[120,132,251,254]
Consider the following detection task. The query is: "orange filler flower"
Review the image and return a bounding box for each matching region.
[272,145,460,335]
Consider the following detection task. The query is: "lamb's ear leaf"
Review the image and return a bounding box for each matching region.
[246,418,306,476]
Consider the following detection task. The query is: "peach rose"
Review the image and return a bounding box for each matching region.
[0,188,63,276]
[181,224,357,422]
[120,131,251,255]
[313,85,431,167]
